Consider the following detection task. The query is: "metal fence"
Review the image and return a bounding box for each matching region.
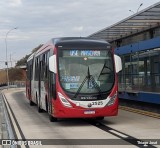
[0,81,26,89]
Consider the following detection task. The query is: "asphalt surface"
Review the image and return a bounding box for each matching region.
[1,88,160,148]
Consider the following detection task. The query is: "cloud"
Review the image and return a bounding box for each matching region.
[9,0,22,7]
[0,0,160,67]
[73,26,84,32]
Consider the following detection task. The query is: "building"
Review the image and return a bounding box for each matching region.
[89,2,160,104]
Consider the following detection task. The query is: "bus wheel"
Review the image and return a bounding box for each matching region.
[49,114,57,122]
[38,101,43,113]
[29,100,34,106]
[36,96,43,113]
[96,117,104,120]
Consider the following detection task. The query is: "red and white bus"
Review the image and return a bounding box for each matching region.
[26,37,122,122]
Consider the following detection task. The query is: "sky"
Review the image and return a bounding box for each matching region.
[0,0,160,68]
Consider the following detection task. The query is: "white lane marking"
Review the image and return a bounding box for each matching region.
[109,130,128,138]
[2,94,26,148]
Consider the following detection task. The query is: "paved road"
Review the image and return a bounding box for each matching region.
[1,88,160,148]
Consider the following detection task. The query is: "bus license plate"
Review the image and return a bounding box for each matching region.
[84,110,95,114]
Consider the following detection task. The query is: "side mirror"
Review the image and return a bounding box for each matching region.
[49,55,57,73]
[114,54,122,73]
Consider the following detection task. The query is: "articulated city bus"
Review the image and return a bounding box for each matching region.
[26,37,122,122]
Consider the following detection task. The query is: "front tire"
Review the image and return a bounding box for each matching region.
[47,100,57,122]
[49,114,57,122]
[96,117,104,120]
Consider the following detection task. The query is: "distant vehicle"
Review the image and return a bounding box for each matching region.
[26,37,122,122]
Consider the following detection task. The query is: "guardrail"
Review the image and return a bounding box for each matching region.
[0,83,25,148]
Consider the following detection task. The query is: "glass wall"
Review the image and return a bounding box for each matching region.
[121,32,151,46]
[112,26,160,47]
[154,27,160,38]
[118,48,160,93]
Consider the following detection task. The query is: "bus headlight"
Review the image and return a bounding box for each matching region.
[107,91,117,106]
[58,92,72,108]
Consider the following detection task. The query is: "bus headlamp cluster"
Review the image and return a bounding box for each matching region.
[58,92,72,108]
[107,91,117,106]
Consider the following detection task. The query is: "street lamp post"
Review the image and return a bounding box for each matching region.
[10,52,16,67]
[5,27,17,89]
[129,3,143,14]
[129,10,135,14]
[137,3,143,13]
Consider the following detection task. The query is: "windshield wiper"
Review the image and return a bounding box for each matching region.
[74,67,103,99]
[98,63,112,80]
[89,75,103,99]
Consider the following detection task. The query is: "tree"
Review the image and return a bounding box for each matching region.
[16,44,43,66]
[9,68,25,81]
[32,44,43,53]
[16,54,30,66]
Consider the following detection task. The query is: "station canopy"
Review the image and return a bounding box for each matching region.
[89,2,160,42]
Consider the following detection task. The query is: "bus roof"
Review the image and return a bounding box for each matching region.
[35,37,111,57]
[27,52,35,62]
[51,37,110,45]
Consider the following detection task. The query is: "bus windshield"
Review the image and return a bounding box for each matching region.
[58,49,115,95]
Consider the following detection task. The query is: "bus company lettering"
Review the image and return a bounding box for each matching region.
[61,76,80,82]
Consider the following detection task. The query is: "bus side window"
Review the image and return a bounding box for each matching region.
[41,54,45,80]
[35,58,39,81]
[49,51,56,100]
[45,51,49,78]
[49,70,56,100]
[26,63,29,79]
